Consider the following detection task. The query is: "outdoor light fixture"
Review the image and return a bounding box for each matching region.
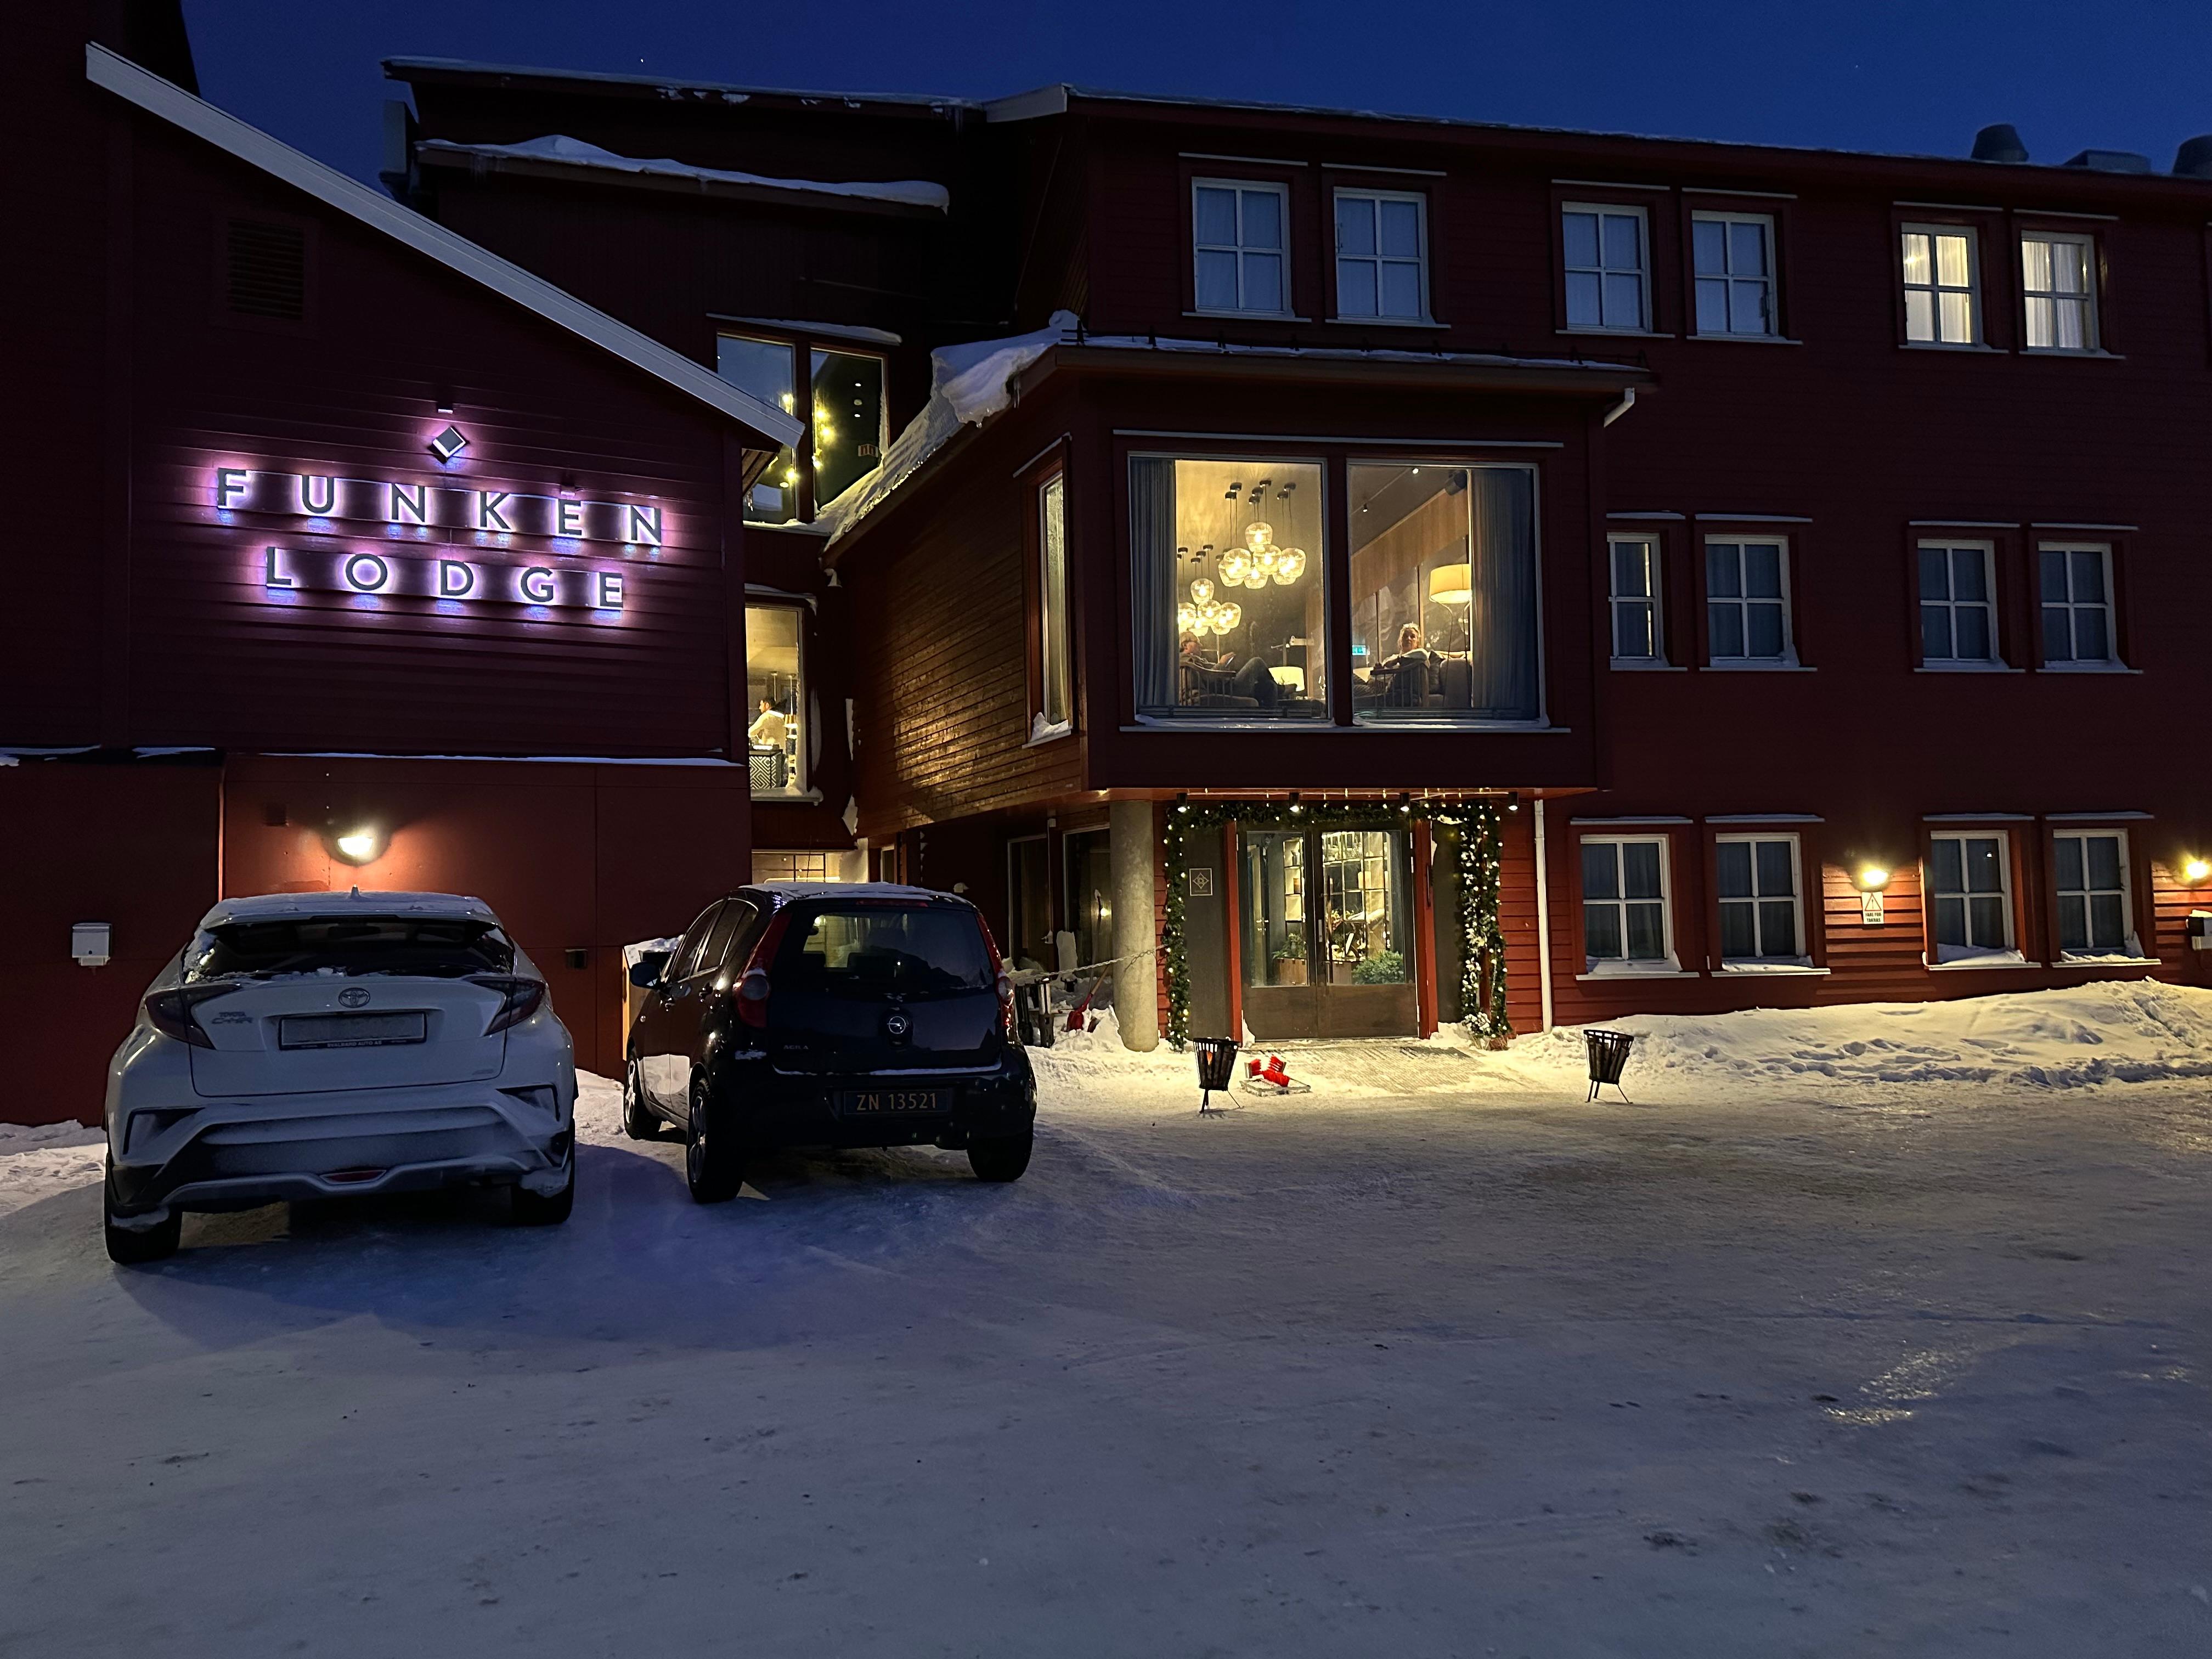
[2183,857,2211,884]
[1857,866,1891,890]
[1857,866,1891,927]
[427,424,469,463]
[332,826,383,865]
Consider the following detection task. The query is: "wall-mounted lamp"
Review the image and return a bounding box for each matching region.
[332,826,384,866]
[1856,866,1890,927]
[2182,856,2211,885]
[427,423,468,463]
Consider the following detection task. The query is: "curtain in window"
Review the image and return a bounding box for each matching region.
[1466,469,1539,719]
[1130,458,1178,715]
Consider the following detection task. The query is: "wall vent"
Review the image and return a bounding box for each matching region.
[225,219,306,320]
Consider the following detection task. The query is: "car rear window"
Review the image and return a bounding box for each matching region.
[186,917,517,980]
[776,905,992,995]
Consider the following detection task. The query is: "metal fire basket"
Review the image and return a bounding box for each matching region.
[1193,1037,1239,1114]
[1583,1029,1635,1102]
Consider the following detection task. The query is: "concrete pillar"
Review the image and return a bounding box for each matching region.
[1109,797,1160,1051]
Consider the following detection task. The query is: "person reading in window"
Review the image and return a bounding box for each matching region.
[1179,634,1281,709]
[1372,623,1441,705]
[748,697,788,749]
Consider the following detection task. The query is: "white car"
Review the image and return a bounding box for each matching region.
[102,890,577,1263]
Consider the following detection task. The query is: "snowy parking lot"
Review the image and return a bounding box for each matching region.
[2,984,2209,1656]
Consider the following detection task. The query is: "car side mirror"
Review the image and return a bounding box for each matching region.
[630,950,671,989]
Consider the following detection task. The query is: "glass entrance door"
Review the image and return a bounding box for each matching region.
[1240,826,1417,1039]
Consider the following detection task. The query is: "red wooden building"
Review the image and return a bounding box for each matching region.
[12,8,2212,1121]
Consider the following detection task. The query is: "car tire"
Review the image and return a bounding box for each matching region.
[685,1080,744,1205]
[967,1130,1033,1183]
[621,1060,658,1141]
[103,1160,181,1265]
[511,1148,575,1226]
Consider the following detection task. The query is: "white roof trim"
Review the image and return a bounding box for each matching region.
[86,44,803,451]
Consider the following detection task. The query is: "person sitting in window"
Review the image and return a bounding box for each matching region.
[1372,623,1441,705]
[748,697,788,749]
[1179,634,1282,709]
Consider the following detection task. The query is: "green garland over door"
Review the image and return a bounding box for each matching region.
[1160,799,1510,1049]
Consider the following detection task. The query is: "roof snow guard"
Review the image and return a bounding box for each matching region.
[84,44,803,451]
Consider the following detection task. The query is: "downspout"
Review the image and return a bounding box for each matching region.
[1601,386,1637,427]
[1533,797,1555,1034]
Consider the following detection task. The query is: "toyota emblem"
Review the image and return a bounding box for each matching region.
[338,986,370,1008]
[884,1010,912,1041]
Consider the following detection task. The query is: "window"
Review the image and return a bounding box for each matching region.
[1900,225,1979,345]
[1037,473,1073,730]
[1334,190,1427,321]
[1918,542,1999,664]
[2021,232,2097,351]
[2053,831,2138,958]
[1691,212,1777,337]
[1193,181,1289,315]
[1581,838,1674,971]
[753,850,862,884]
[745,605,806,797]
[1131,456,1326,719]
[1608,535,1662,662]
[1705,538,1792,664]
[1562,205,1650,331]
[2039,544,2117,665]
[1348,463,1541,723]
[1716,836,1805,963]
[715,333,887,523]
[1927,833,2016,962]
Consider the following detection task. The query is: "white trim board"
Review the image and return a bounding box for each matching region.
[87,44,803,451]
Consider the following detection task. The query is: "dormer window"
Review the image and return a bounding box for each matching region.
[1193,180,1290,317]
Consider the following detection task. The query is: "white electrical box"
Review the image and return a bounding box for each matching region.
[71,922,111,968]
[2191,911,2212,951]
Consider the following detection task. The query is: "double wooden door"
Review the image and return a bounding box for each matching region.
[1239,827,1418,1039]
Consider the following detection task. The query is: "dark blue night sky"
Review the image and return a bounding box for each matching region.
[187,0,2212,184]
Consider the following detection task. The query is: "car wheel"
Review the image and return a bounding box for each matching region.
[685,1080,744,1205]
[103,1160,181,1265]
[511,1147,575,1226]
[967,1130,1033,1184]
[621,1060,658,1141]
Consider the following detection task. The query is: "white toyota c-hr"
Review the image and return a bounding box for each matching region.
[102,890,577,1263]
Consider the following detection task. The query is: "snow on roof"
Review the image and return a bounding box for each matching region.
[817,313,1079,545]
[385,55,974,113]
[817,318,1643,548]
[417,134,950,212]
[85,46,803,452]
[199,890,501,928]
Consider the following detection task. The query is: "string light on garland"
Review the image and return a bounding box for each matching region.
[1159,795,1511,1051]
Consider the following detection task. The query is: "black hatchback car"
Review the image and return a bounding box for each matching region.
[623,884,1036,1201]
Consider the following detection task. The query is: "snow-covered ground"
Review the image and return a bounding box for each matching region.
[2,985,2208,1655]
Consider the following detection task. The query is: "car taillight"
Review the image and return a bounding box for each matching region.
[731,908,796,1031]
[473,977,546,1034]
[979,919,1014,1039]
[144,983,240,1048]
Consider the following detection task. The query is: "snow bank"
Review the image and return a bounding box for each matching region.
[1489,980,2212,1093]
[817,313,1078,543]
[0,1120,106,1221]
[416,134,950,210]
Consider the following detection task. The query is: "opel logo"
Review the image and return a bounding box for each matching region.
[338,987,370,1008]
[884,1010,912,1042]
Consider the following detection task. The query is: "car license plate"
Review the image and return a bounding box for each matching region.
[838,1087,949,1116]
[279,1012,427,1049]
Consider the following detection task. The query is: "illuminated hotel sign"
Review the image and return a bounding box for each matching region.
[211,462,665,614]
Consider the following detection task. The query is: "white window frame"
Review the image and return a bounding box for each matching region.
[2036,541,2120,668]
[2019,230,2100,353]
[1925,831,2024,966]
[1036,472,1073,735]
[1192,178,1293,318]
[1579,834,1679,976]
[1714,833,1810,967]
[1607,533,1666,665]
[1332,188,1430,323]
[1917,540,2002,667]
[1899,223,1982,347]
[2052,828,2143,961]
[1561,202,1651,332]
[1690,211,1779,338]
[1703,536,1797,667]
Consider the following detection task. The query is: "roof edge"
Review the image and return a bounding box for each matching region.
[87,43,803,450]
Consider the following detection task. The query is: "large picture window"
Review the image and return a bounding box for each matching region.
[1132,457,1327,719]
[745,605,806,797]
[716,332,887,523]
[1348,464,1540,723]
